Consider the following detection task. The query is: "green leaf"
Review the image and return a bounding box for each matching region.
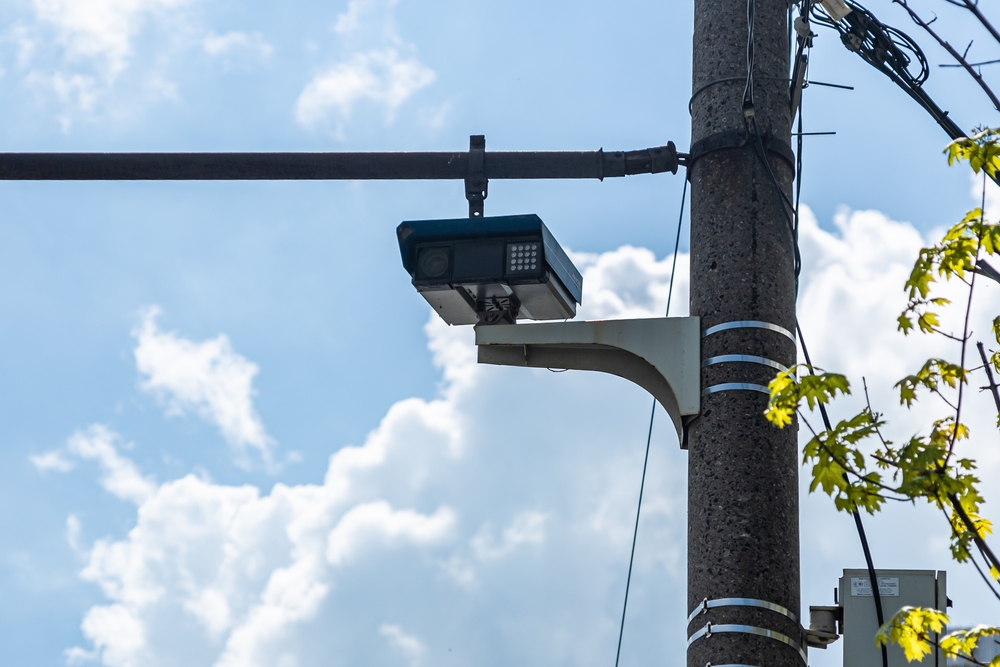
[878,607,950,662]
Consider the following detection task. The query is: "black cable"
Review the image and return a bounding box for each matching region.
[797,319,890,667]
[809,0,974,144]
[739,5,887,664]
[612,178,687,667]
[741,0,802,290]
[788,27,886,650]
[794,62,805,280]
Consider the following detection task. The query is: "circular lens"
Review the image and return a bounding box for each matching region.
[418,248,449,278]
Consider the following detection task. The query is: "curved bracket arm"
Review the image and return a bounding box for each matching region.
[475,317,700,445]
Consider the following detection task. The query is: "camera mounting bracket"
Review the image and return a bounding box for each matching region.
[475,316,700,445]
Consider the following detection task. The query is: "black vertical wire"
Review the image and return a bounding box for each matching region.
[612,178,687,667]
[796,319,889,667]
[791,25,888,663]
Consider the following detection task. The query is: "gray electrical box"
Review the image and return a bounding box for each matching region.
[840,569,947,667]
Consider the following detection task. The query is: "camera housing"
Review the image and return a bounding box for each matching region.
[396,214,583,325]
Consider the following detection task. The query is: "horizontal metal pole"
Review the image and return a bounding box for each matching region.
[0,144,678,181]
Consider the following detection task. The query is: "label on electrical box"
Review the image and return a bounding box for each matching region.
[851,577,900,597]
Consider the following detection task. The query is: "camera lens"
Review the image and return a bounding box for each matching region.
[418,247,450,278]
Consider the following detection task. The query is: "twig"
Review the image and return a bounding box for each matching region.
[930,386,959,411]
[948,491,1000,575]
[941,58,1000,68]
[894,0,1000,111]
[798,412,910,502]
[977,341,1000,414]
[863,378,893,449]
[945,182,984,464]
[958,0,1000,50]
[939,506,1000,603]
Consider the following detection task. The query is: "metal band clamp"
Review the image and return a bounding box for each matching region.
[702,382,770,397]
[702,320,795,344]
[702,355,788,373]
[687,597,799,625]
[688,623,808,665]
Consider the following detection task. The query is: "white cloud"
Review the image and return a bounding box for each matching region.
[44,211,1000,667]
[326,501,454,565]
[132,307,277,469]
[470,510,548,562]
[202,31,273,58]
[31,0,190,80]
[295,48,435,134]
[974,168,1000,221]
[79,603,147,667]
[30,449,75,472]
[334,0,400,40]
[379,624,426,667]
[51,243,689,667]
[68,425,156,505]
[13,0,212,125]
[793,204,1000,665]
[67,514,83,552]
[295,0,435,135]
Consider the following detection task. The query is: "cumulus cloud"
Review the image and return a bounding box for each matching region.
[52,244,689,667]
[43,210,1000,667]
[132,307,277,469]
[295,0,435,135]
[58,442,457,667]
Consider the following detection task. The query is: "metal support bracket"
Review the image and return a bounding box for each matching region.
[475,317,700,441]
[466,135,488,218]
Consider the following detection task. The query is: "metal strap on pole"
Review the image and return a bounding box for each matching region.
[702,354,788,372]
[701,320,796,344]
[702,383,770,397]
[688,623,808,665]
[687,597,800,624]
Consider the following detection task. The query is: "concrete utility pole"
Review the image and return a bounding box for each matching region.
[687,0,801,665]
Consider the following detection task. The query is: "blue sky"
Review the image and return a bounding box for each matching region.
[1,0,999,666]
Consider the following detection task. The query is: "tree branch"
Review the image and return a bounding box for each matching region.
[956,0,1000,50]
[976,341,1000,414]
[948,491,1000,575]
[894,0,1000,112]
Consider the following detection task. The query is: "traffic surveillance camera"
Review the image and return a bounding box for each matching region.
[396,214,583,325]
